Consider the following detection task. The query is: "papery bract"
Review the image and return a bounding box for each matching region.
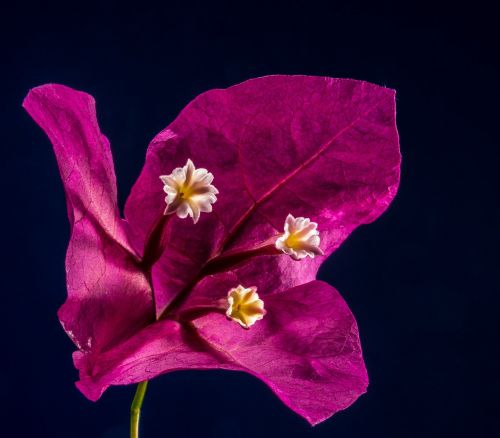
[23,75,400,425]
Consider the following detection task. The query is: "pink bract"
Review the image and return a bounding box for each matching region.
[23,75,400,425]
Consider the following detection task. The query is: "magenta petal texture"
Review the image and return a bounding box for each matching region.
[23,85,153,354]
[23,76,400,425]
[126,76,400,314]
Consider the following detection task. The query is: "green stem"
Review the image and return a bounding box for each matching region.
[130,381,149,438]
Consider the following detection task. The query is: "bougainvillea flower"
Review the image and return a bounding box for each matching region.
[160,158,219,223]
[275,214,324,260]
[23,75,400,425]
[226,285,266,328]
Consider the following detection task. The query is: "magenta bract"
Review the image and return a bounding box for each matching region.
[23,76,400,425]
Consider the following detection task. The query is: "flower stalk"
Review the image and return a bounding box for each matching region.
[130,381,148,438]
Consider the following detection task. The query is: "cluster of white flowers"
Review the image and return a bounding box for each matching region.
[160,159,324,328]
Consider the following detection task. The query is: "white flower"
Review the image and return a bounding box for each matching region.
[160,159,218,224]
[275,214,324,260]
[226,285,266,329]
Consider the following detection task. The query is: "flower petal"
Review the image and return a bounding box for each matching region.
[73,279,367,426]
[23,84,153,353]
[73,319,229,401]
[124,76,400,316]
[192,280,368,425]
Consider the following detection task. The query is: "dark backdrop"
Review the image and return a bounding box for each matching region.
[1,1,498,437]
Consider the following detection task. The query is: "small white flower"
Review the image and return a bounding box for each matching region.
[226,285,266,329]
[160,159,219,224]
[275,214,324,260]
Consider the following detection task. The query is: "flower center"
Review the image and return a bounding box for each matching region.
[284,232,301,249]
[178,183,194,200]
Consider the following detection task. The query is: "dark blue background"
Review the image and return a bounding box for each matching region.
[2,1,498,437]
